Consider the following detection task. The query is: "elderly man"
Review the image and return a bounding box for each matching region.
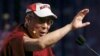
[0,3,90,56]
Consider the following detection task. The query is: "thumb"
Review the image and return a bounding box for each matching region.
[82,22,90,27]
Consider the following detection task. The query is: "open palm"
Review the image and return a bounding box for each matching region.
[71,8,90,29]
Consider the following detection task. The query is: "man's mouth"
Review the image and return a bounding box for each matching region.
[40,32,47,36]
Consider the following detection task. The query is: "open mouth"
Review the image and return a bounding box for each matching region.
[40,32,47,36]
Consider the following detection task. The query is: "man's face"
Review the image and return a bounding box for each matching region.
[27,16,54,37]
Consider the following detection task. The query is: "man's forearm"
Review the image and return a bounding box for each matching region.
[39,24,72,48]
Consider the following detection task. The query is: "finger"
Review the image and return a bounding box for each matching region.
[82,22,90,27]
[81,8,89,16]
[75,8,89,20]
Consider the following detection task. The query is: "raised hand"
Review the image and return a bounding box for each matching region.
[70,8,90,29]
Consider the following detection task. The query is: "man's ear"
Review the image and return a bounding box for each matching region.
[25,16,31,26]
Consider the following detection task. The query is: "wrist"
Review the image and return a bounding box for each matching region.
[68,23,74,30]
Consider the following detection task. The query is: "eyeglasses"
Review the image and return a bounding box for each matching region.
[38,17,54,25]
[28,14,54,25]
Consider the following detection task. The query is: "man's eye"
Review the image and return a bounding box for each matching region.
[39,19,45,23]
[38,18,54,25]
[47,20,54,25]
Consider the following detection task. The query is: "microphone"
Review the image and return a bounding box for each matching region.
[76,35,100,56]
[76,35,86,46]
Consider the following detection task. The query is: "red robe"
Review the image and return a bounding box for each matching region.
[0,25,54,56]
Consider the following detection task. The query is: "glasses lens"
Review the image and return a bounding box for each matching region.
[38,17,54,25]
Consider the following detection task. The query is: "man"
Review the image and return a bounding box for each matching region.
[0,3,90,56]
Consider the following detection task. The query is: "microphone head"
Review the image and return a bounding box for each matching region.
[75,35,86,46]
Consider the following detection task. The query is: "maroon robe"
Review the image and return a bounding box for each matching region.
[0,25,54,56]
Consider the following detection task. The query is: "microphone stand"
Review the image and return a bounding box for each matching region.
[84,43,100,56]
[76,35,100,56]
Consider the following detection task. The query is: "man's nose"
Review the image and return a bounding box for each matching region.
[42,22,49,29]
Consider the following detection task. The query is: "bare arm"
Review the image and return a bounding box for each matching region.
[23,8,90,51]
[23,24,72,51]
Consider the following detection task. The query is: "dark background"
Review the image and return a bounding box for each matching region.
[0,0,100,56]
